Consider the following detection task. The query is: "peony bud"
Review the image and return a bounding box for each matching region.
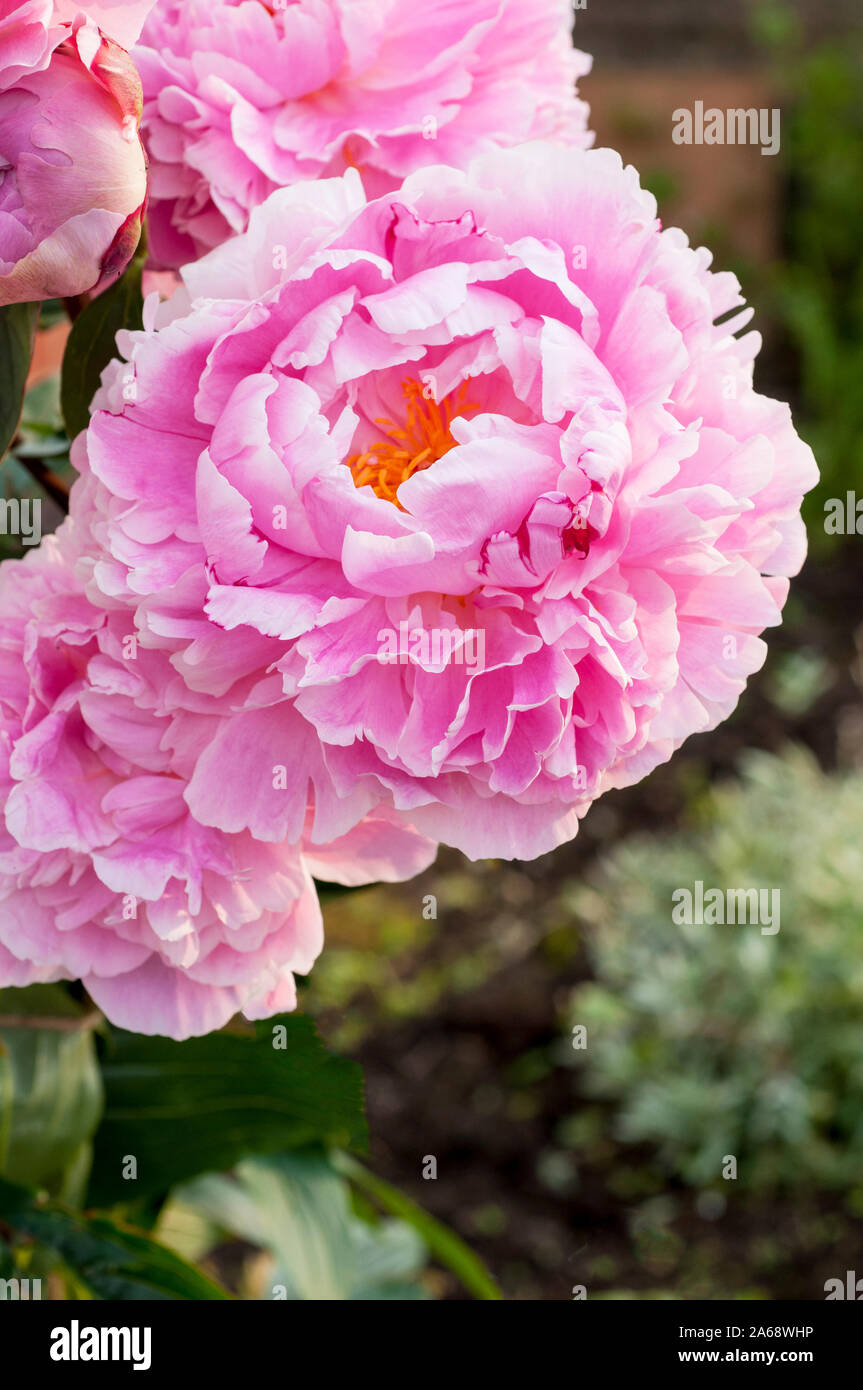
[0,3,152,305]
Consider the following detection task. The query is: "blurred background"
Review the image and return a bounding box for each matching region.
[298,0,863,1300]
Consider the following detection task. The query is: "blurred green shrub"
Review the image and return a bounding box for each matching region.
[565,748,863,1197]
[758,12,863,541]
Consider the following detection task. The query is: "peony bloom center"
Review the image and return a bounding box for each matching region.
[349,377,477,507]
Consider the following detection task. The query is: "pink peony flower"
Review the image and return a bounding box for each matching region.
[0,521,435,1037]
[0,1,155,305]
[65,146,817,865]
[134,0,592,268]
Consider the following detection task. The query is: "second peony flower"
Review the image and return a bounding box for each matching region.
[135,0,593,268]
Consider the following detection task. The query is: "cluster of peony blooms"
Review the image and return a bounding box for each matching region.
[0,2,816,1036]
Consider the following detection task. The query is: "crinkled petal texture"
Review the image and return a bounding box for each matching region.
[0,5,151,304]
[135,0,593,267]
[63,146,817,872]
[50,1,157,48]
[0,1,156,88]
[0,524,436,1036]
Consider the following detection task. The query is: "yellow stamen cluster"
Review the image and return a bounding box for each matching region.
[348,377,478,508]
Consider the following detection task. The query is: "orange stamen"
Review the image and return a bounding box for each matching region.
[348,377,478,508]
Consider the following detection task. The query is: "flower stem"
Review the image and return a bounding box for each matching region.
[16,455,70,512]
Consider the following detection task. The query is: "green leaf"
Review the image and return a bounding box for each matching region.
[38,300,68,330]
[176,1151,429,1300]
[0,302,39,462]
[0,1177,229,1300]
[20,374,65,437]
[0,986,104,1193]
[334,1153,503,1301]
[88,1016,367,1207]
[60,247,144,441]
